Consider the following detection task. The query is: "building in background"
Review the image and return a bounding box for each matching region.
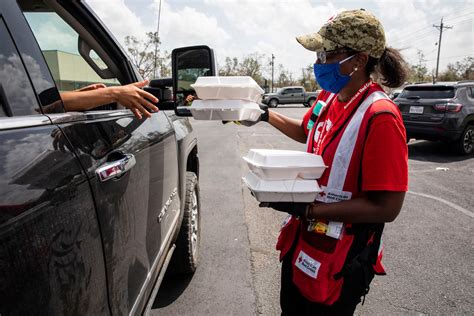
[42,50,119,91]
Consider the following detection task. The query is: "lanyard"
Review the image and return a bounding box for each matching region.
[311,81,372,154]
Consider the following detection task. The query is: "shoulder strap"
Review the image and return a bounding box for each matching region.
[326,91,389,191]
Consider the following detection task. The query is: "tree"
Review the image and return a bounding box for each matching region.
[124,32,170,79]
[410,50,429,83]
[217,52,268,86]
[219,57,239,76]
[439,57,473,81]
[299,64,319,91]
[239,53,266,86]
[276,64,297,88]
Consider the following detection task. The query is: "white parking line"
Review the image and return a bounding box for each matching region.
[408,190,474,219]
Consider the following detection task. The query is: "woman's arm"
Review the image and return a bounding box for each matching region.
[267,110,307,144]
[307,191,406,223]
[61,80,159,119]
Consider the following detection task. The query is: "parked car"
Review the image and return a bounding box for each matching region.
[390,88,403,100]
[394,81,474,154]
[261,86,319,108]
[0,0,214,314]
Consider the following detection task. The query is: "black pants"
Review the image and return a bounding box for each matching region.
[280,249,373,316]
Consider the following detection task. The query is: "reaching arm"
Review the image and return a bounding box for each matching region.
[61,80,159,119]
[307,191,406,223]
[267,110,308,143]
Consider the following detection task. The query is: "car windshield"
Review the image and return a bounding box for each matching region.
[399,86,456,99]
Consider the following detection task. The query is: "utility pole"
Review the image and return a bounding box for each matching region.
[271,54,275,92]
[153,0,162,79]
[433,17,452,83]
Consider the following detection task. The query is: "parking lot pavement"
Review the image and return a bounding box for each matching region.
[154,106,473,315]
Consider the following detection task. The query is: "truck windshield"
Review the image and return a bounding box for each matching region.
[399,86,456,99]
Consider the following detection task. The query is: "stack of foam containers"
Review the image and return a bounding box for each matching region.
[242,149,326,203]
[189,76,265,121]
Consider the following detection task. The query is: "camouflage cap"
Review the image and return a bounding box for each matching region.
[296,9,386,58]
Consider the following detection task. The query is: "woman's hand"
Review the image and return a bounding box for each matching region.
[259,202,309,217]
[110,80,159,119]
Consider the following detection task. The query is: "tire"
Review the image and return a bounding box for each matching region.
[170,172,201,274]
[455,125,474,155]
[306,98,316,108]
[268,98,278,108]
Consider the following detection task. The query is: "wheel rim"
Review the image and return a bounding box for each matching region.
[270,100,277,107]
[463,128,473,153]
[190,189,199,256]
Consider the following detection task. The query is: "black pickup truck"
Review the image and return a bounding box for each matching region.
[0,0,213,314]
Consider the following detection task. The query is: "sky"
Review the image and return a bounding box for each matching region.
[85,0,473,79]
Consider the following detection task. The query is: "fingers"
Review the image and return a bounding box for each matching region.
[138,89,159,104]
[132,102,152,118]
[132,79,149,89]
[139,98,159,113]
[131,108,142,119]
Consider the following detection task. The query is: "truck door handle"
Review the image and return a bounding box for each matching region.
[96,154,136,182]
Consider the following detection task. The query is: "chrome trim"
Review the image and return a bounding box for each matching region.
[144,245,176,315]
[0,115,51,130]
[129,213,180,316]
[47,110,133,124]
[95,154,136,182]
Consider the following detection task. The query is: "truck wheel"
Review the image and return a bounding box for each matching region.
[455,125,473,155]
[170,172,201,274]
[268,99,278,108]
[305,98,316,108]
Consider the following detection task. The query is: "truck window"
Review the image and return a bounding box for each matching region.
[399,86,456,99]
[294,88,303,94]
[0,18,39,116]
[19,9,120,92]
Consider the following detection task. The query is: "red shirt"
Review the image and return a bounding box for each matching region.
[302,83,408,192]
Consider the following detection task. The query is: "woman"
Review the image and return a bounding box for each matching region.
[254,9,409,315]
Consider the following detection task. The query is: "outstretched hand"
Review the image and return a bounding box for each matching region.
[112,80,160,119]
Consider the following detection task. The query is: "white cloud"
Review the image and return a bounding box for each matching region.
[86,0,148,43]
[156,1,231,49]
[86,0,473,80]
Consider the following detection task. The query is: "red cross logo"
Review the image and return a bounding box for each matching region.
[319,191,326,197]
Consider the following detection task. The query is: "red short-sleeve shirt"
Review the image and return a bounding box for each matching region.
[302,84,408,192]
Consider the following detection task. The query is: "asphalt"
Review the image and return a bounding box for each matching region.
[152,105,473,315]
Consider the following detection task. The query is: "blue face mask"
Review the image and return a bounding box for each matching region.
[313,55,356,94]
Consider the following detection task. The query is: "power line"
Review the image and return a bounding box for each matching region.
[425,54,473,62]
[433,17,453,82]
[390,11,473,47]
[391,9,473,40]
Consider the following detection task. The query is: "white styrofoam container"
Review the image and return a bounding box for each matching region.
[242,172,322,203]
[243,149,327,180]
[189,99,263,121]
[191,76,264,103]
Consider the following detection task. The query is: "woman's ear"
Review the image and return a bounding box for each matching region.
[354,53,369,72]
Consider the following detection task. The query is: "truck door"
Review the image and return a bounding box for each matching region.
[279,88,291,103]
[294,87,305,103]
[19,3,180,314]
[0,2,108,314]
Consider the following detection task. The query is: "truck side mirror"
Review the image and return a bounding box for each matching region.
[144,78,175,111]
[171,45,216,117]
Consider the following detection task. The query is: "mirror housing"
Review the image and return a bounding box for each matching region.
[145,78,174,111]
[171,45,216,117]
